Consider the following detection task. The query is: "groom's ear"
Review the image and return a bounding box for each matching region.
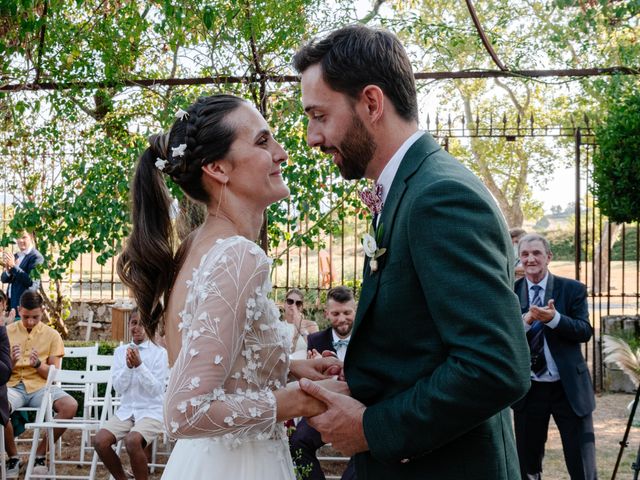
[360,85,384,124]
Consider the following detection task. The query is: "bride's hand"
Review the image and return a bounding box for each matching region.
[274,382,327,420]
[289,357,343,381]
[294,379,350,418]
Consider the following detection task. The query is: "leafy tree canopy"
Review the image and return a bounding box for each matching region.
[592,90,640,223]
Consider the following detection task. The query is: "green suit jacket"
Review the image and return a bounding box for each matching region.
[345,133,531,480]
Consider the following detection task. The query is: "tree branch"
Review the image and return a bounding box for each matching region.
[359,0,386,24]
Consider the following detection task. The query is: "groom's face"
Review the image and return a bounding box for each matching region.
[301,64,376,180]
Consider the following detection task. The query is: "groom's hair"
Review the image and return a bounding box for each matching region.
[293,24,418,123]
[326,286,354,304]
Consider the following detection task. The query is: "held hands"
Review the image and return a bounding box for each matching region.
[300,378,368,456]
[11,345,21,365]
[0,308,15,327]
[29,348,40,368]
[290,356,343,381]
[293,378,352,419]
[1,252,14,269]
[126,346,142,368]
[527,299,557,324]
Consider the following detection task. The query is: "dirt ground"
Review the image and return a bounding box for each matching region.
[12,392,640,479]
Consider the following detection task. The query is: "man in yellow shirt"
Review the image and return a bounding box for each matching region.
[4,291,77,477]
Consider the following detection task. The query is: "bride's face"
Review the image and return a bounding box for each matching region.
[222,104,290,208]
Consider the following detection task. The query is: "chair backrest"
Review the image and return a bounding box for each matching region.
[64,344,99,360]
[87,353,114,370]
[41,368,113,423]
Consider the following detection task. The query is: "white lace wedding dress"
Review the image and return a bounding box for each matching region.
[162,236,296,479]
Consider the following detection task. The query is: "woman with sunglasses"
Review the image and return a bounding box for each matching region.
[283,289,319,358]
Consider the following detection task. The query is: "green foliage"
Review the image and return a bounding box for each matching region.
[592,92,640,223]
[292,446,313,479]
[611,225,640,261]
[542,229,582,261]
[606,327,640,354]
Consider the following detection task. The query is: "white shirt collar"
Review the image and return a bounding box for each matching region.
[526,272,549,292]
[331,329,350,345]
[376,130,424,205]
[17,247,33,258]
[131,339,150,349]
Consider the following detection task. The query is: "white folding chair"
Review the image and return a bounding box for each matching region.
[59,344,100,462]
[61,345,99,389]
[85,354,117,415]
[24,367,113,480]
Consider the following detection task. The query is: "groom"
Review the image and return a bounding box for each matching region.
[294,25,531,479]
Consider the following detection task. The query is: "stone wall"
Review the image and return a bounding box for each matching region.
[66,299,124,341]
[602,315,640,393]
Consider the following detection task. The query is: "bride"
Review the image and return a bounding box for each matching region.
[117,94,345,479]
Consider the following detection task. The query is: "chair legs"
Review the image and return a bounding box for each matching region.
[1,425,6,480]
[23,425,39,480]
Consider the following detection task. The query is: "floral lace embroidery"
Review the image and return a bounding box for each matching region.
[164,236,290,448]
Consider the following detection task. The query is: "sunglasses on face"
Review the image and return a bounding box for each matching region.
[286,298,303,308]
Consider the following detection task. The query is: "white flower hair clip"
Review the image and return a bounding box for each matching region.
[155,158,168,171]
[175,108,190,121]
[172,143,187,157]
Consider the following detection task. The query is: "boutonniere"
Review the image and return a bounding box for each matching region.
[362,223,386,273]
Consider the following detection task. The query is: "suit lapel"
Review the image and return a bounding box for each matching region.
[517,274,555,309]
[517,279,529,312]
[322,328,335,353]
[544,273,555,306]
[352,133,441,337]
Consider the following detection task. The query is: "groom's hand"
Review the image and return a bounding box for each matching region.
[300,378,369,456]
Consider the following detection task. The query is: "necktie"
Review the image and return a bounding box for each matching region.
[527,285,547,376]
[332,339,349,350]
[359,183,384,216]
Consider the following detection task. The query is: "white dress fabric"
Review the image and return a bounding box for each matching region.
[162,236,295,480]
[286,322,309,360]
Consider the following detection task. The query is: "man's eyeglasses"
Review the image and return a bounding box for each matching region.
[285,298,303,308]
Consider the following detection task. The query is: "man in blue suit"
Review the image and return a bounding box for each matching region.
[513,233,596,480]
[1,232,44,316]
[290,286,356,480]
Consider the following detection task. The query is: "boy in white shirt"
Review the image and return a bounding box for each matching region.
[94,308,168,480]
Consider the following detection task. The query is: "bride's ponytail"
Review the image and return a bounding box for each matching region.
[117,94,246,339]
[117,134,175,339]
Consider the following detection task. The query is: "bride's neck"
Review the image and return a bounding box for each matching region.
[201,209,262,241]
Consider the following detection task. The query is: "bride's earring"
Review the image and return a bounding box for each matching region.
[214,183,226,218]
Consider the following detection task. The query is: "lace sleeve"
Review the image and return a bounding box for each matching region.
[164,238,280,442]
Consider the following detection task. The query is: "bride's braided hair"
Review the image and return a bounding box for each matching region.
[117,94,246,339]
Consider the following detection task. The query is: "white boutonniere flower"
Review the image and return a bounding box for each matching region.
[361,224,386,273]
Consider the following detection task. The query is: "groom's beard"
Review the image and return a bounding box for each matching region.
[332,112,376,180]
[334,323,353,337]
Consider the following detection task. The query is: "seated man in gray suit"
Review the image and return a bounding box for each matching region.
[513,233,596,480]
[290,286,356,480]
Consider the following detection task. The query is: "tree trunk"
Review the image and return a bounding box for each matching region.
[593,221,622,294]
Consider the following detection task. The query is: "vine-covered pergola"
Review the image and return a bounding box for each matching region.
[1,0,638,337]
